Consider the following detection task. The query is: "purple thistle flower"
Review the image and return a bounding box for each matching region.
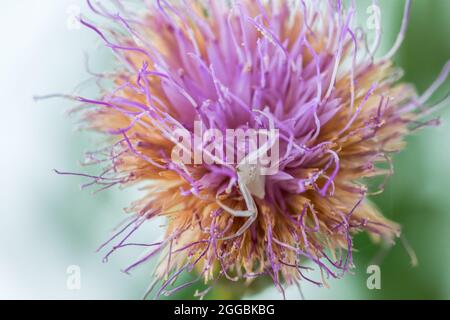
[61,0,449,298]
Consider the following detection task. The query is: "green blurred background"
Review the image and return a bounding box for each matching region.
[0,0,448,299]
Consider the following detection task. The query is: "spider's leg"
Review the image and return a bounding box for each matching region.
[217,181,258,240]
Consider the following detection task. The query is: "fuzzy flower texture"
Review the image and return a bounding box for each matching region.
[67,0,449,298]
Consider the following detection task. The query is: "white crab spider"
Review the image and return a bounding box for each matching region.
[217,110,280,240]
[166,107,279,240]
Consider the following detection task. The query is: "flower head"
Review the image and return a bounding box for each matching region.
[67,0,449,298]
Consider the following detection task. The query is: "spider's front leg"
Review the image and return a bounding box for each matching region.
[217,171,258,240]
